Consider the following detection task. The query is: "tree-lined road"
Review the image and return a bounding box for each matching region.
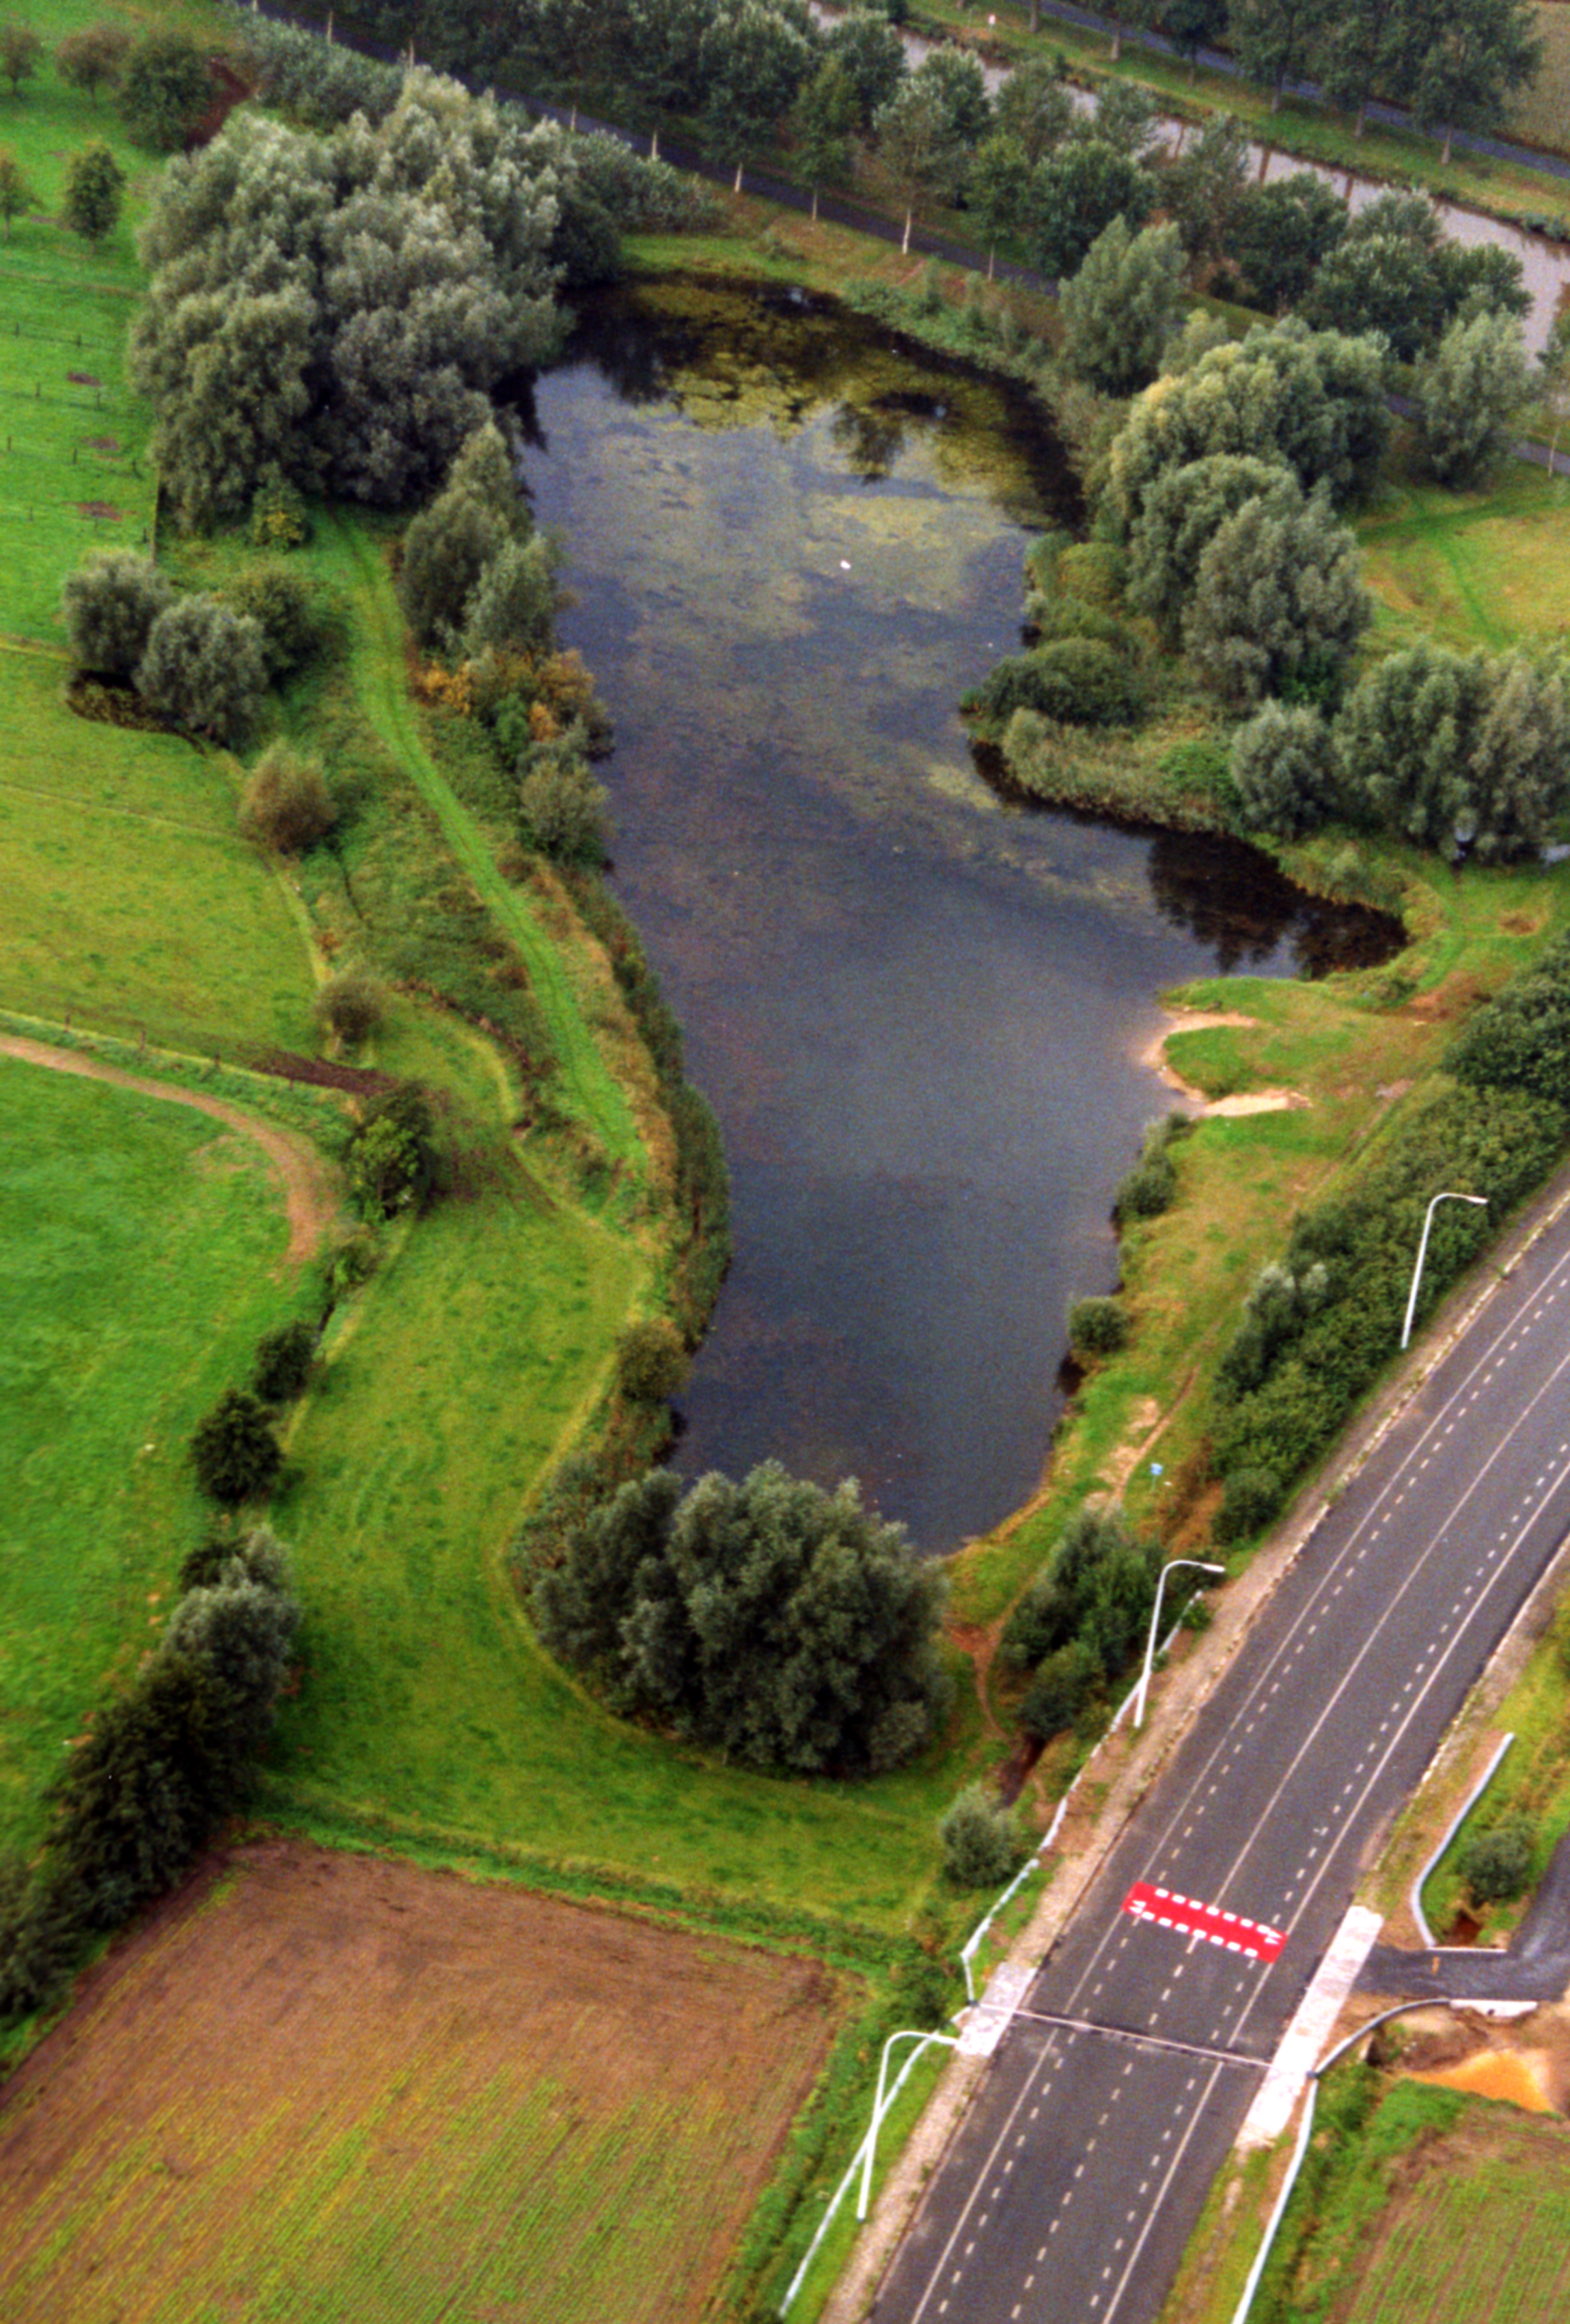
[874,1198,1570,2324]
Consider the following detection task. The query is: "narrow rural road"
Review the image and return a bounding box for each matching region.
[872,1198,1570,2324]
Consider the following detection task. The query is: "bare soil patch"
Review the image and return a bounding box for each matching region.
[0,1034,339,1264]
[0,1840,844,2324]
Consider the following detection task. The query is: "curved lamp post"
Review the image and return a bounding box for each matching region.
[1133,1558,1225,1731]
[1401,1191,1488,1350]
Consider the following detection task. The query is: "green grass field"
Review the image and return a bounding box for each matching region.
[0,650,320,1054]
[0,1055,313,1855]
[1360,471,1570,655]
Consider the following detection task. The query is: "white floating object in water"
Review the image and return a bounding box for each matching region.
[839,559,851,570]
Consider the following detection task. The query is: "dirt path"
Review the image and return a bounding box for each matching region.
[1143,1006,1308,1117]
[0,1034,340,1264]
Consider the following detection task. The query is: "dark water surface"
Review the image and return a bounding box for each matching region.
[522,279,1397,1553]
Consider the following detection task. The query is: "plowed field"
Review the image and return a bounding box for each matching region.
[0,1841,844,2324]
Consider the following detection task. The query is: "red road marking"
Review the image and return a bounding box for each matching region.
[1123,1881,1285,1962]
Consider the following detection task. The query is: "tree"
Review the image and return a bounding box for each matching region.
[1459,1821,1534,1904]
[0,23,42,98]
[791,55,857,221]
[314,969,387,1048]
[463,534,562,659]
[190,1389,283,1506]
[348,1083,439,1216]
[0,147,33,239]
[253,1321,317,1404]
[995,57,1074,165]
[56,23,132,107]
[1023,139,1157,281]
[939,1786,1028,1887]
[909,47,991,154]
[1317,0,1424,137]
[616,1318,689,1401]
[824,6,905,131]
[1185,486,1371,709]
[874,77,960,255]
[1333,642,1489,848]
[61,140,125,247]
[1413,311,1532,488]
[1126,453,1299,644]
[534,1460,950,1776]
[1224,174,1347,312]
[60,549,175,678]
[698,0,814,194]
[240,744,336,853]
[1164,113,1249,265]
[120,29,208,151]
[1465,652,1570,861]
[1230,700,1341,835]
[1411,0,1542,165]
[966,133,1029,279]
[133,282,319,528]
[1304,231,1449,365]
[1165,0,1228,80]
[1107,324,1390,536]
[1102,0,1157,65]
[517,734,610,864]
[136,595,268,746]
[1019,1640,1101,1741]
[1081,77,1157,158]
[1230,0,1330,112]
[1539,311,1570,480]
[399,421,530,652]
[1059,217,1185,398]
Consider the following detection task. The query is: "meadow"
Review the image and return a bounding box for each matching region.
[0,1055,314,1857]
[0,1839,847,2324]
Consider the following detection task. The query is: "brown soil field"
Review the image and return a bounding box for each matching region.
[0,1840,844,2324]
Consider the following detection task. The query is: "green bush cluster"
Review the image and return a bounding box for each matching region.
[1448,930,1570,1101]
[346,1083,441,1219]
[1459,1820,1535,1905]
[964,636,1147,731]
[0,1529,301,2025]
[533,1462,950,1777]
[1113,1114,1191,1226]
[939,1784,1029,1889]
[1066,1295,1129,1359]
[998,1506,1180,1745]
[1210,1077,1565,1527]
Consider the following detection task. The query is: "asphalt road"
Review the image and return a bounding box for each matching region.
[874,1201,1570,2324]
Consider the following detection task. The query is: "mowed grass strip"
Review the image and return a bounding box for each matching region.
[0,1057,314,1855]
[0,1840,847,2324]
[0,651,318,1054]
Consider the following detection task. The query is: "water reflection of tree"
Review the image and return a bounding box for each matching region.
[1146,830,1399,978]
[830,398,908,480]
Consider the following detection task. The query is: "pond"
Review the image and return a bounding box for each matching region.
[521,277,1397,1553]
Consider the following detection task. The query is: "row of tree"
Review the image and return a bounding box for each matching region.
[3,21,217,150]
[0,1526,302,2022]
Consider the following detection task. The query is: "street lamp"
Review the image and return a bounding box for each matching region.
[1133,1558,1225,1730]
[1400,1190,1488,1350]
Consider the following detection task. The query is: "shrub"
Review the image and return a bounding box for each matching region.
[61,550,175,679]
[616,1318,689,1402]
[1214,1465,1282,1543]
[940,1784,1029,1888]
[314,970,386,1048]
[1459,1821,1534,1905]
[137,595,268,746]
[228,559,328,678]
[519,745,610,864]
[968,637,1146,729]
[189,1389,282,1506]
[1020,1639,1102,1741]
[249,469,311,551]
[348,1083,439,1217]
[1114,1120,1186,1223]
[252,1320,316,1405]
[240,744,335,855]
[1067,1295,1128,1359]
